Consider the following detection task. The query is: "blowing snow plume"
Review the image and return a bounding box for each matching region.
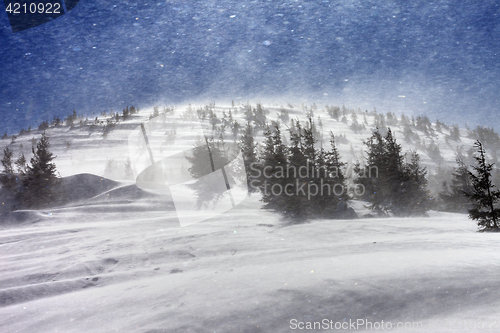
[128,110,248,226]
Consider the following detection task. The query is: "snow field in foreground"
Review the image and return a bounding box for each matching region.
[1,194,499,332]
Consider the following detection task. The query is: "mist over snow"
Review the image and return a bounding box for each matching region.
[3,198,500,333]
[0,103,500,332]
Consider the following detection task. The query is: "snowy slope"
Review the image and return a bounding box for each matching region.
[0,103,498,332]
[1,196,499,332]
[0,103,476,182]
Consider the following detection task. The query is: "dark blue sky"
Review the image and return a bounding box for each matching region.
[1,0,499,134]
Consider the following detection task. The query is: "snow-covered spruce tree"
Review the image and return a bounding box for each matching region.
[15,153,27,175]
[285,119,309,218]
[301,119,334,218]
[1,147,14,174]
[239,121,259,193]
[231,119,241,139]
[466,140,500,232]
[253,103,267,130]
[399,151,430,216]
[302,117,316,162]
[300,116,324,217]
[439,158,472,213]
[278,107,290,124]
[18,131,60,208]
[260,122,288,214]
[1,147,16,191]
[316,132,350,218]
[384,131,431,216]
[326,105,341,121]
[122,106,130,120]
[355,128,430,216]
[355,129,387,214]
[300,118,324,217]
[448,124,461,142]
[383,129,407,214]
[66,109,77,127]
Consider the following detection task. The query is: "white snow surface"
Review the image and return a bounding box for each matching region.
[0,104,499,332]
[1,198,499,332]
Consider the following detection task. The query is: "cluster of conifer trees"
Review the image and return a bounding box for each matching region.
[354,128,430,217]
[237,114,431,220]
[2,102,500,232]
[251,118,351,220]
[1,132,60,209]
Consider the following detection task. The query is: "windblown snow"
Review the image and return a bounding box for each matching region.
[0,104,498,333]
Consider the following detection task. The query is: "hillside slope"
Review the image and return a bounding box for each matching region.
[1,103,499,332]
[1,102,494,199]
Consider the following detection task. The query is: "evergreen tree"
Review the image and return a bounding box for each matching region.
[253,104,267,130]
[38,121,49,131]
[299,116,318,216]
[327,105,341,120]
[122,106,130,119]
[1,147,13,174]
[284,119,308,218]
[466,140,500,231]
[239,122,258,193]
[355,129,386,214]
[1,147,15,190]
[302,117,316,162]
[231,120,241,139]
[448,125,461,141]
[439,159,472,212]
[318,133,350,217]
[66,109,77,127]
[383,129,406,214]
[278,107,290,123]
[400,151,430,216]
[260,122,288,213]
[18,132,60,208]
[325,133,344,174]
[15,153,27,175]
[356,128,430,216]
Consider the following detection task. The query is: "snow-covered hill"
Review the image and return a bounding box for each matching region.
[0,102,490,195]
[1,102,499,332]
